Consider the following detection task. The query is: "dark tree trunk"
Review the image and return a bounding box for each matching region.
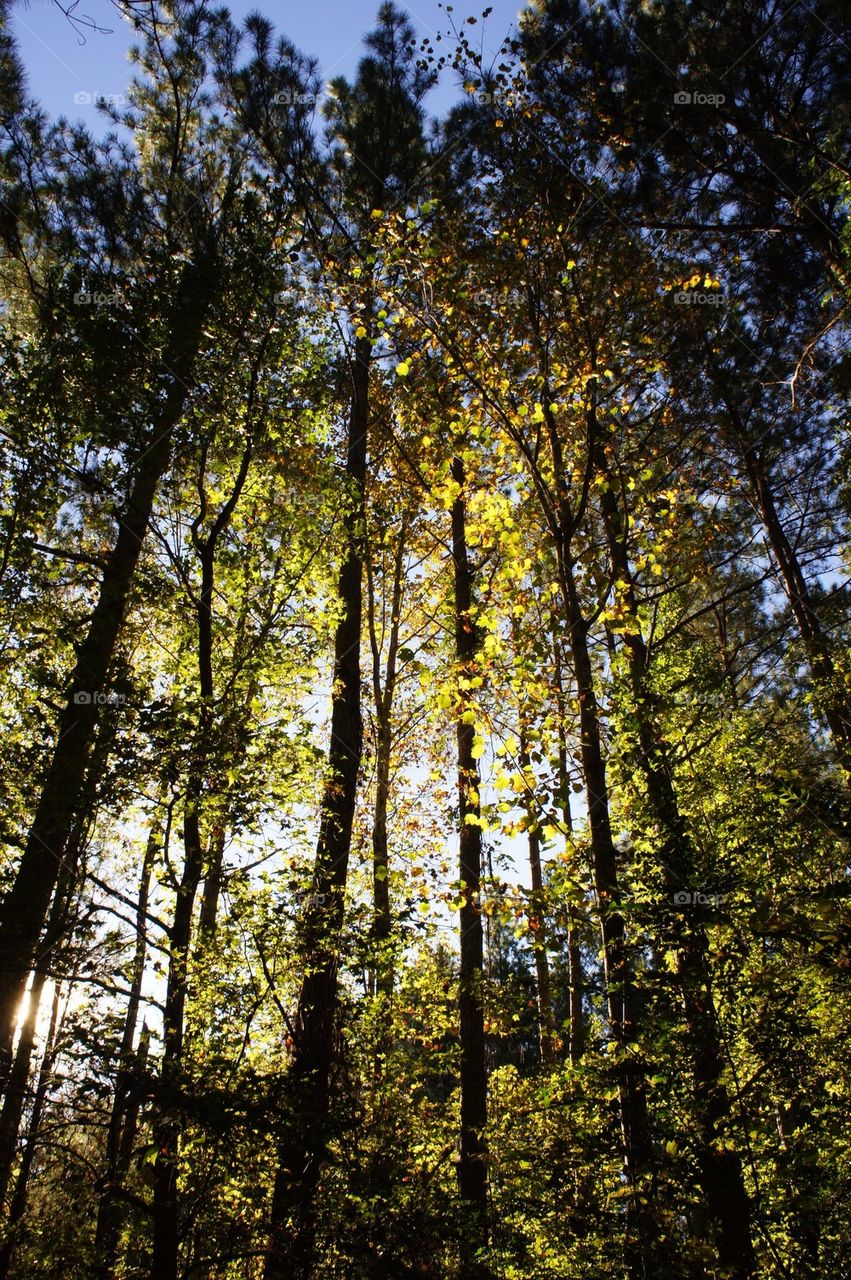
[96,818,159,1276]
[552,626,586,1064]
[0,259,216,1091]
[150,424,252,1280]
[198,825,226,938]
[0,978,62,1280]
[150,803,206,1280]
[371,722,393,987]
[525,381,657,1274]
[0,843,74,1208]
[0,970,47,1215]
[593,394,756,1278]
[727,404,851,779]
[367,520,406,997]
[517,724,555,1065]
[451,456,491,1280]
[559,555,657,1279]
[264,334,370,1280]
[566,911,584,1066]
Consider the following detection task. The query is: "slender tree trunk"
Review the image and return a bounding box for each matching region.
[559,554,657,1279]
[199,670,257,939]
[0,841,75,1208]
[371,717,393,996]
[96,818,159,1275]
[366,520,406,997]
[198,824,227,938]
[151,814,205,1280]
[565,911,584,1066]
[0,259,216,1091]
[0,979,62,1280]
[451,456,491,1280]
[727,404,851,778]
[524,378,657,1272]
[117,1024,151,1174]
[516,723,555,1064]
[264,334,370,1280]
[552,626,585,1064]
[0,969,47,1213]
[149,421,254,1280]
[594,397,756,1278]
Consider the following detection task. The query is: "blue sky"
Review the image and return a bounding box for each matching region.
[11,0,525,125]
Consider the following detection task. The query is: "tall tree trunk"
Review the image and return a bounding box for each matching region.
[594,394,756,1278]
[96,817,159,1276]
[0,978,62,1280]
[149,421,253,1280]
[150,812,205,1280]
[0,973,47,1212]
[366,519,406,997]
[558,552,657,1279]
[524,379,657,1273]
[199,670,257,940]
[516,723,555,1065]
[0,259,216,1091]
[552,625,585,1064]
[726,403,851,779]
[0,840,74,1208]
[197,824,227,939]
[264,333,370,1280]
[451,456,491,1280]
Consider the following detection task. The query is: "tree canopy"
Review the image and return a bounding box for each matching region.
[0,2,849,1278]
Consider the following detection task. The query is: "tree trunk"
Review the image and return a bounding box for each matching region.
[559,555,657,1279]
[0,258,216,1091]
[367,519,406,997]
[150,799,206,1280]
[523,379,657,1272]
[0,840,75,1208]
[594,396,756,1277]
[198,824,227,938]
[727,403,851,779]
[0,970,48,1214]
[96,817,159,1276]
[0,978,62,1280]
[451,456,491,1280]
[151,433,240,1278]
[264,333,370,1280]
[552,626,585,1064]
[517,724,555,1065]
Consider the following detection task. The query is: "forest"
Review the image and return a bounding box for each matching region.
[0,0,849,1276]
